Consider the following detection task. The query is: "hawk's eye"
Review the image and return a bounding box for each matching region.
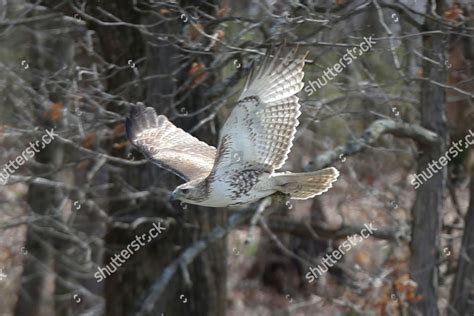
[181,188,190,194]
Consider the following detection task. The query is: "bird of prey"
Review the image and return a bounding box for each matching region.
[126,48,339,207]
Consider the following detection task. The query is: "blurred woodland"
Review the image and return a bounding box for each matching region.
[0,0,473,315]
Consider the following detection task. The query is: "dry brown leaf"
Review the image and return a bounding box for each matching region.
[443,3,463,20]
[216,30,225,39]
[82,133,96,149]
[113,140,129,149]
[353,251,370,266]
[112,123,125,137]
[159,8,170,16]
[47,101,64,121]
[188,62,208,85]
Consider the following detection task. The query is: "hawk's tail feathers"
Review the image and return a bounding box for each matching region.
[272,167,339,200]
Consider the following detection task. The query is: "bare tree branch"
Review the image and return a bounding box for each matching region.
[306,119,438,170]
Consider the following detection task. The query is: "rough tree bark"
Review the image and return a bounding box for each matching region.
[448,1,474,313]
[99,1,227,316]
[409,1,448,315]
[449,167,474,315]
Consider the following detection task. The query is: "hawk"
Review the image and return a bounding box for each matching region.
[126,48,339,207]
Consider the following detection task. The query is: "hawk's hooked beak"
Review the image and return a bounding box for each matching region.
[169,191,178,201]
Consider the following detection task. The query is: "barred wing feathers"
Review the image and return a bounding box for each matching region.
[213,48,306,173]
[126,105,216,181]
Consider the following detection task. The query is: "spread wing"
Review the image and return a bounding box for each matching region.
[212,48,306,174]
[126,105,216,181]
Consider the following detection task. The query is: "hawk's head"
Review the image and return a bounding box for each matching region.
[170,182,203,203]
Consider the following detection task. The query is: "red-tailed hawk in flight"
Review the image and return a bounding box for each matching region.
[126,48,339,207]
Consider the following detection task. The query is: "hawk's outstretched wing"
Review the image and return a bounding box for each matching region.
[126,105,216,181]
[212,48,306,174]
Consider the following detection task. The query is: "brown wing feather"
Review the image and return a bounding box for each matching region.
[126,105,216,181]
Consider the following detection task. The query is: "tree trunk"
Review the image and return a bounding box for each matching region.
[13,7,66,315]
[448,1,474,313]
[100,1,227,315]
[449,169,474,315]
[409,1,448,315]
[14,182,58,316]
